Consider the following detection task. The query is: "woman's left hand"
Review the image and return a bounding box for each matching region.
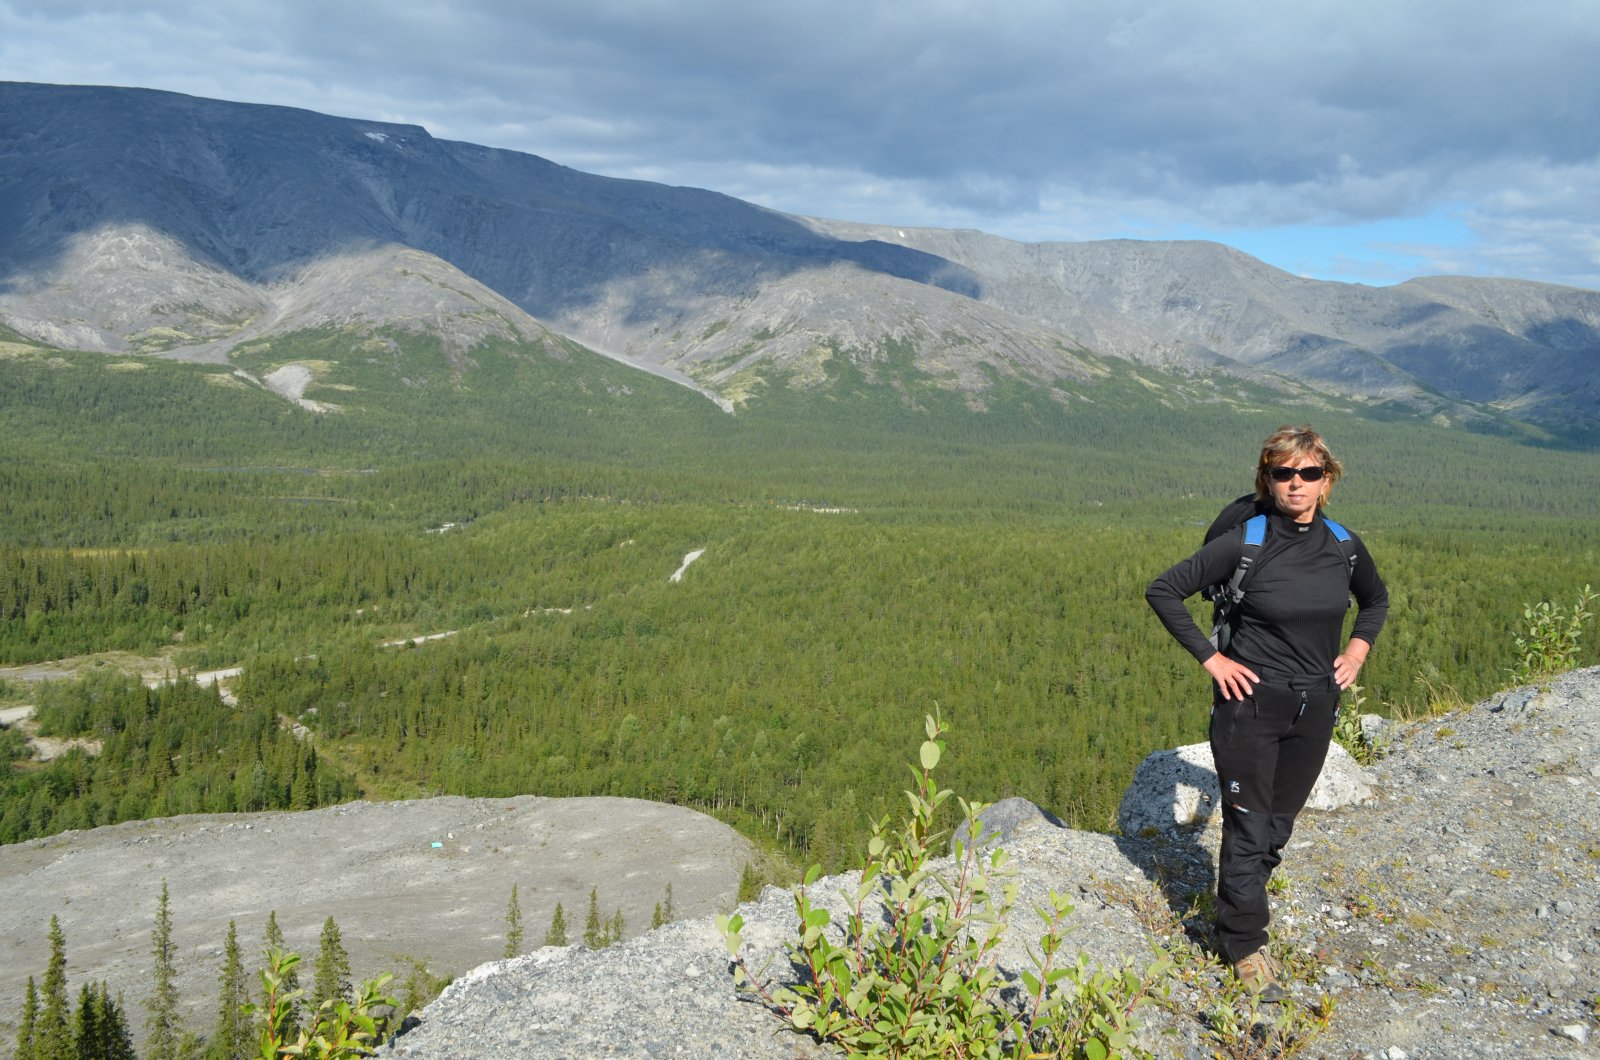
[1333,652,1363,690]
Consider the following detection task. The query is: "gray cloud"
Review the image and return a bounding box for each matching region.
[2,0,1598,287]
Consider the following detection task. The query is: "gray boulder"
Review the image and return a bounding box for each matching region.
[953,795,1066,852]
[1117,740,1374,836]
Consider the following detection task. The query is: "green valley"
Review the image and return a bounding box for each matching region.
[3,330,1597,870]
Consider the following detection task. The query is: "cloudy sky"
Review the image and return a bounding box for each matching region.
[5,0,1598,289]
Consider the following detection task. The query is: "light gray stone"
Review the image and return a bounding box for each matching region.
[953,795,1066,851]
[1116,740,1374,836]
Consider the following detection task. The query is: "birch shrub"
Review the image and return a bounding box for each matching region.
[249,950,397,1060]
[1509,583,1596,685]
[718,712,1170,1059]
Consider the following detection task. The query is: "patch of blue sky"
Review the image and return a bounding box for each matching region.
[1174,207,1477,287]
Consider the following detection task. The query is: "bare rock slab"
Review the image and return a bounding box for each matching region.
[1117,739,1374,836]
[0,795,753,1047]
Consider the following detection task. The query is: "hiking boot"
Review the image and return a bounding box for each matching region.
[1233,948,1286,1003]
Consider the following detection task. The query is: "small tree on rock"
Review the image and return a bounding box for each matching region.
[208,920,248,1060]
[543,902,569,947]
[14,975,38,1060]
[311,917,352,1012]
[583,888,604,949]
[78,982,136,1060]
[72,985,98,1060]
[503,883,524,958]
[144,881,183,1060]
[38,916,72,1060]
[651,882,675,930]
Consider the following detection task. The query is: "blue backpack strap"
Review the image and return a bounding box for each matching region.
[1321,517,1358,581]
[1208,514,1268,651]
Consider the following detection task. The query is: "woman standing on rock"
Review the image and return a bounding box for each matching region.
[1145,424,1389,1001]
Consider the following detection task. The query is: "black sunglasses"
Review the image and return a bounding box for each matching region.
[1268,465,1326,483]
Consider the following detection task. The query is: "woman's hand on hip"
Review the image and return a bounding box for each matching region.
[1333,652,1364,690]
[1203,654,1259,701]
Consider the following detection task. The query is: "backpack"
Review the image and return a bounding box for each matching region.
[1203,493,1357,652]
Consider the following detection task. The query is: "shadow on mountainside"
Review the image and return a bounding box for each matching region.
[0,83,983,314]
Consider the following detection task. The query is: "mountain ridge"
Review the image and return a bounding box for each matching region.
[2,80,1598,435]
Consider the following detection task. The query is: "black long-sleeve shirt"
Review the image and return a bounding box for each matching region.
[1145,510,1389,688]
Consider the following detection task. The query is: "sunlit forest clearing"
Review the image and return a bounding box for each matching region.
[3,332,1597,870]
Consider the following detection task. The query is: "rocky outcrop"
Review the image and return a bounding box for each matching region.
[382,668,1600,1059]
[1116,736,1376,836]
[0,796,754,1048]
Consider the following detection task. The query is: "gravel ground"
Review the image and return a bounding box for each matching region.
[1269,671,1600,1058]
[0,796,754,1050]
[382,667,1600,1059]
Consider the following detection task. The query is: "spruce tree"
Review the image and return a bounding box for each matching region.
[208,921,247,1060]
[583,888,604,949]
[289,750,315,811]
[14,975,38,1060]
[396,957,448,1021]
[503,883,524,958]
[311,917,351,1012]
[38,916,72,1060]
[542,902,569,947]
[652,882,675,929]
[606,908,625,947]
[144,881,182,1060]
[81,983,135,1060]
[72,984,98,1060]
[261,911,299,1038]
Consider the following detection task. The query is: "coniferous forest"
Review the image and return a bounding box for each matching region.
[3,330,1599,875]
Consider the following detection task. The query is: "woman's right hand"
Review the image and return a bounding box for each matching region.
[1203,654,1259,701]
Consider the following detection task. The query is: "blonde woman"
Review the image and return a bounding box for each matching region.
[1145,425,1389,1000]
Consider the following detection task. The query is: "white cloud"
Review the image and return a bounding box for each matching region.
[2,0,1599,287]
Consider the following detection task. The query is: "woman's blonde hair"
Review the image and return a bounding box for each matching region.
[1253,424,1343,509]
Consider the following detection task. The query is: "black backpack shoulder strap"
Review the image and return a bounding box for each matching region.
[1204,493,1264,545]
[1226,513,1269,600]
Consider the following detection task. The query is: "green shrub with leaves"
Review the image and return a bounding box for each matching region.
[1509,583,1596,685]
[1331,684,1385,766]
[1200,980,1333,1060]
[248,950,396,1060]
[718,712,1168,1059]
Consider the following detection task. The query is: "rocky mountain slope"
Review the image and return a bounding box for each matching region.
[380,668,1600,1059]
[3,82,1597,431]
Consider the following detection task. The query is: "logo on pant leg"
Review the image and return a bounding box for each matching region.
[1228,780,1240,793]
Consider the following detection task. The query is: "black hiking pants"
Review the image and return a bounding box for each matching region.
[1209,681,1340,963]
